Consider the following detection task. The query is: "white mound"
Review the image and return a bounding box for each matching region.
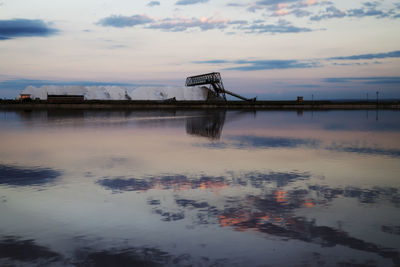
[21,85,209,101]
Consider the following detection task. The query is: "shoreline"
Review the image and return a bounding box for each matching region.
[1,100,399,110]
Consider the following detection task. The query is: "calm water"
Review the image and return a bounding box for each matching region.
[0,109,399,266]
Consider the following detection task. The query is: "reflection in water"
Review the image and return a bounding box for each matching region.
[97,171,310,193]
[0,110,400,266]
[185,111,226,140]
[96,171,400,264]
[227,135,320,149]
[97,174,228,193]
[326,143,400,158]
[0,164,61,187]
[0,236,225,266]
[202,135,400,158]
[0,237,62,264]
[382,226,400,236]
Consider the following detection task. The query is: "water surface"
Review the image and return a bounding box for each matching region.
[0,109,399,266]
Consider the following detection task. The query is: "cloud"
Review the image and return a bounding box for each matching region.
[96,13,313,34]
[291,8,312,17]
[323,77,400,85]
[310,6,346,21]
[226,3,246,7]
[194,59,319,71]
[96,15,153,27]
[363,1,381,8]
[248,0,318,12]
[242,19,312,33]
[147,1,160,7]
[175,0,209,5]
[329,50,400,60]
[311,3,397,21]
[347,8,391,18]
[193,59,230,64]
[256,0,298,5]
[96,14,228,32]
[247,0,398,21]
[0,19,58,40]
[228,60,318,71]
[148,17,228,31]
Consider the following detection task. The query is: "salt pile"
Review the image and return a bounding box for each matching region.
[21,85,209,101]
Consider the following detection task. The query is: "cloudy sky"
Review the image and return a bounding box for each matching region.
[0,0,399,99]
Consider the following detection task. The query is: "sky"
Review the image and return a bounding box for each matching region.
[0,0,399,99]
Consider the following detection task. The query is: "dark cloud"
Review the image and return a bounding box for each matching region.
[175,0,209,5]
[96,15,153,27]
[329,50,400,60]
[0,19,58,40]
[147,1,160,7]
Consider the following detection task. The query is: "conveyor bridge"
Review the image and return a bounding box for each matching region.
[185,72,256,101]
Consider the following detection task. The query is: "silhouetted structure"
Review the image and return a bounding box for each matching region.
[185,72,256,101]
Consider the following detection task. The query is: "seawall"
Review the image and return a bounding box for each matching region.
[1,100,399,110]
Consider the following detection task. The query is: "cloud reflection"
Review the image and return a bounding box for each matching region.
[0,236,227,266]
[199,135,400,158]
[97,174,228,193]
[0,164,61,187]
[96,170,400,264]
[0,236,62,263]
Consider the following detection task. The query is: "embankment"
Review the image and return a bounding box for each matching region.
[1,100,399,110]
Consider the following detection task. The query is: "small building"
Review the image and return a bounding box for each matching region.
[47,94,84,103]
[297,96,303,102]
[20,94,31,100]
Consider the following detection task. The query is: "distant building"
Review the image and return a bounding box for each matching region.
[47,95,84,103]
[297,96,303,102]
[20,94,31,100]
